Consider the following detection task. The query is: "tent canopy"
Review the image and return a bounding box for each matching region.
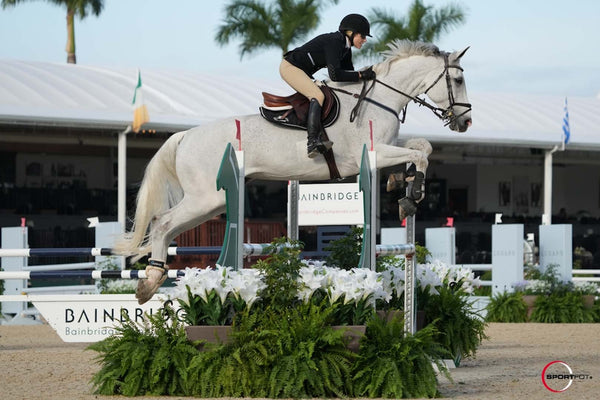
[1,59,598,151]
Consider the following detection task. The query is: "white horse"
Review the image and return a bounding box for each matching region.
[119,40,472,304]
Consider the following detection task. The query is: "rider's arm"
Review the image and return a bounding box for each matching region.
[324,35,360,82]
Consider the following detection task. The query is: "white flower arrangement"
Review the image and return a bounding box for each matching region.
[170,259,481,325]
[171,265,265,309]
[573,280,599,296]
[519,279,553,295]
[103,279,137,294]
[421,259,482,294]
[297,264,389,305]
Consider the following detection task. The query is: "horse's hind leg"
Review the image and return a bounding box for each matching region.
[136,194,225,304]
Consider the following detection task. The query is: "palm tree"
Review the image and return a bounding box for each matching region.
[216,0,338,58]
[1,0,104,64]
[362,0,467,60]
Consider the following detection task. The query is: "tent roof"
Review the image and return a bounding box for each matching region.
[1,59,599,151]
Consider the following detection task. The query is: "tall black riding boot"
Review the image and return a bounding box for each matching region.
[306,98,333,158]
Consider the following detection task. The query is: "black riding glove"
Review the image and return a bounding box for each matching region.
[360,67,376,81]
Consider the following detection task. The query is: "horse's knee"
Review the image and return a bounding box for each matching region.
[405,138,433,156]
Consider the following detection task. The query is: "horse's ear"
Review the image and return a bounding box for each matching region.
[452,46,470,62]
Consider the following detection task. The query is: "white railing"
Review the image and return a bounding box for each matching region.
[572,269,600,283]
[452,264,492,287]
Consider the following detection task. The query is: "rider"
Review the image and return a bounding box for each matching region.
[280,13,376,158]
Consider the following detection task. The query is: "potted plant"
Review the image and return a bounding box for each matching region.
[485,291,528,322]
[352,316,450,398]
[573,281,599,309]
[171,265,265,345]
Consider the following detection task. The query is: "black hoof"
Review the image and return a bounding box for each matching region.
[398,197,418,220]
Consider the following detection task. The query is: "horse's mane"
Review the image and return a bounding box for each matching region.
[374,40,443,75]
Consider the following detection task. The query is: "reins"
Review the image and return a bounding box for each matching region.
[327,53,472,127]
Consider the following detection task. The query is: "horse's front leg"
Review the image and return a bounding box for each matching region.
[374,141,431,220]
[386,138,432,191]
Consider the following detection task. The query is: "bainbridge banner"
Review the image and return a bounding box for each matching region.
[298,183,364,226]
[32,294,182,342]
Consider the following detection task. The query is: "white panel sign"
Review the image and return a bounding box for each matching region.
[539,224,572,282]
[32,294,183,342]
[425,227,456,264]
[298,183,364,226]
[491,224,524,295]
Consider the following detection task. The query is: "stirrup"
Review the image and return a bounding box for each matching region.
[307,140,333,158]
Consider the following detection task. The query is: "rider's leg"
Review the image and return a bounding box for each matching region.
[279,60,332,157]
[306,98,333,158]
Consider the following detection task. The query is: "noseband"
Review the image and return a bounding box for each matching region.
[334,53,472,126]
[421,53,472,126]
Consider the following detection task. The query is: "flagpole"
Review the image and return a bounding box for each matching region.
[542,145,558,225]
[543,97,570,226]
[118,125,132,232]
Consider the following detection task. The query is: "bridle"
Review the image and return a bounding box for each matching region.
[330,53,472,127]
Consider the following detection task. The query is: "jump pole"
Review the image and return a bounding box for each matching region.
[0,243,298,259]
[0,243,413,265]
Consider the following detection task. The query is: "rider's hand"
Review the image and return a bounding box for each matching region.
[360,67,376,80]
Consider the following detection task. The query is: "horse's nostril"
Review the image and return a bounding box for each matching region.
[466,118,472,127]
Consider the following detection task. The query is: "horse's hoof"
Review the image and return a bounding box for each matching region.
[136,280,153,305]
[398,197,418,220]
[135,273,167,305]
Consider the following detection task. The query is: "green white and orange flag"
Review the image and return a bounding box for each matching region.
[132,70,149,132]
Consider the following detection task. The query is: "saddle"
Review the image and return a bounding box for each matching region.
[259,85,340,129]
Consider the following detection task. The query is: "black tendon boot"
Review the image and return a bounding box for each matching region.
[306,98,333,158]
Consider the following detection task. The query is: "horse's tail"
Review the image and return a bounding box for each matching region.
[115,130,186,262]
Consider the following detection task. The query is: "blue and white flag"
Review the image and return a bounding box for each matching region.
[562,97,570,145]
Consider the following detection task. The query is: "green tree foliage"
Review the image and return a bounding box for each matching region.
[361,0,467,60]
[216,0,339,57]
[1,0,104,63]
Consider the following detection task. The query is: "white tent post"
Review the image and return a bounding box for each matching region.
[118,126,132,231]
[543,146,559,225]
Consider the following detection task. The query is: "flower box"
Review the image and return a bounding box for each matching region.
[332,325,366,352]
[185,325,232,349]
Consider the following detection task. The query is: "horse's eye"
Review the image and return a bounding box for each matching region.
[454,77,463,85]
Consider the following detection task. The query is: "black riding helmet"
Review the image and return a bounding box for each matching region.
[339,13,371,37]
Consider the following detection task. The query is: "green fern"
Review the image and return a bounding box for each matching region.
[423,285,487,363]
[530,292,595,323]
[486,291,528,322]
[87,305,197,396]
[185,302,355,398]
[353,316,448,398]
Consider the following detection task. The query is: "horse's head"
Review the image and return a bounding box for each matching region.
[423,47,472,132]
[374,41,472,132]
